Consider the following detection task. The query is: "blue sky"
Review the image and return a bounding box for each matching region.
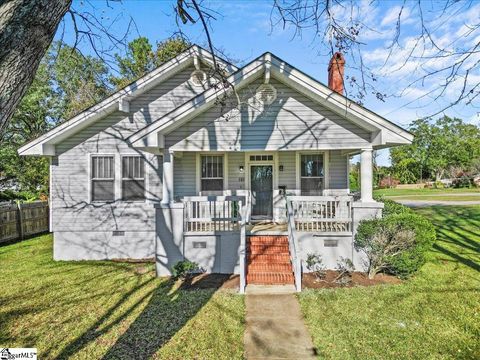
[62,0,480,165]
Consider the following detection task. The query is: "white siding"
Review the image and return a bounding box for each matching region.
[329,150,348,190]
[173,152,197,198]
[227,152,245,191]
[278,151,296,190]
[51,65,206,259]
[166,78,372,151]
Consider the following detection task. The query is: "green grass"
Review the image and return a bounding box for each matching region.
[374,187,480,197]
[0,236,245,359]
[392,195,480,201]
[298,205,480,360]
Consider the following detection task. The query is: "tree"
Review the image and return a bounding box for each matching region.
[391,116,480,182]
[0,42,111,197]
[0,0,72,135]
[111,36,190,89]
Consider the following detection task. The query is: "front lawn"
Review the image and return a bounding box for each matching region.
[0,235,245,359]
[298,205,480,359]
[374,187,480,197]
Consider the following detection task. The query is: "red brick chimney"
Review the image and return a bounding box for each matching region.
[328,52,345,95]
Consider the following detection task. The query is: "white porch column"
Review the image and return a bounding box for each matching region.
[162,149,174,204]
[360,148,373,202]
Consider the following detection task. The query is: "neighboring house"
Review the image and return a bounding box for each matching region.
[19,46,413,292]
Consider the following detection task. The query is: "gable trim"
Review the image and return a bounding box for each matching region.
[18,45,237,156]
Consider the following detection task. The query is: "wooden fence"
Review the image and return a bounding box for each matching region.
[0,201,49,243]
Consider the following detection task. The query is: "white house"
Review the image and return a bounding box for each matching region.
[19,46,413,292]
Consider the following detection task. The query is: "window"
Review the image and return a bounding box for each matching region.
[250,155,273,162]
[201,155,224,191]
[301,154,324,195]
[91,156,114,202]
[122,156,145,201]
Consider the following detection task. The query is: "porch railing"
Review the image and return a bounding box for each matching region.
[183,196,244,232]
[286,200,302,292]
[288,195,353,233]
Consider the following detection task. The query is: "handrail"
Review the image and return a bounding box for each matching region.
[286,199,302,292]
[239,198,246,294]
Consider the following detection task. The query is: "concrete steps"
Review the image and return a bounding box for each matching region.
[246,235,295,285]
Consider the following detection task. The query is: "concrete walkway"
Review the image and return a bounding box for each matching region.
[244,293,317,359]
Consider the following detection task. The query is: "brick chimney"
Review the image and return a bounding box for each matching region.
[328,52,345,95]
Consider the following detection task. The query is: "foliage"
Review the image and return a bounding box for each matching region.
[0,235,245,359]
[349,162,359,191]
[172,260,203,278]
[111,36,190,89]
[378,176,400,189]
[335,257,355,285]
[305,253,326,280]
[391,116,480,183]
[355,203,436,279]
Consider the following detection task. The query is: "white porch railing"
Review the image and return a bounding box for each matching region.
[183,196,244,232]
[288,195,353,233]
[286,200,302,292]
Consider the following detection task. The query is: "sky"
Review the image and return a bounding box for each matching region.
[60,0,480,165]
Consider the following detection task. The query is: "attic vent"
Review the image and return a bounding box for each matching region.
[190,70,207,86]
[255,84,277,105]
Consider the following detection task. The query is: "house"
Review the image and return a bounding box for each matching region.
[19,46,413,292]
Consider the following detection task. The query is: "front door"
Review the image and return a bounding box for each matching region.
[250,165,273,220]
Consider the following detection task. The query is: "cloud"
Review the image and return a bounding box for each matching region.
[381,6,411,27]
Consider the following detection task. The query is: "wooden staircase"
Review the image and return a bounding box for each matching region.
[246,235,295,285]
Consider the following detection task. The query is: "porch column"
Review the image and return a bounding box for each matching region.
[360,148,373,202]
[162,149,174,204]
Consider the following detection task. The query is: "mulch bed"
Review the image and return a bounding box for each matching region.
[179,274,240,290]
[302,270,401,289]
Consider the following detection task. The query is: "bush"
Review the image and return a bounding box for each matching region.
[378,176,400,189]
[305,253,326,280]
[355,212,436,279]
[171,260,202,279]
[384,213,436,278]
[375,197,412,217]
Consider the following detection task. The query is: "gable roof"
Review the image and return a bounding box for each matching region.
[128,52,413,149]
[18,45,237,156]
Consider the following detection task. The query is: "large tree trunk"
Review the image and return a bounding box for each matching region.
[0,0,71,135]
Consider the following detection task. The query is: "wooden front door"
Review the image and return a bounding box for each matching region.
[250,165,273,220]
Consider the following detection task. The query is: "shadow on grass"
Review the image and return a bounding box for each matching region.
[53,274,230,360]
[414,206,480,273]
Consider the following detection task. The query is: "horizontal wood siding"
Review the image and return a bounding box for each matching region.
[173,152,197,198]
[278,151,296,189]
[166,78,372,151]
[329,150,348,189]
[52,65,204,232]
[228,152,245,191]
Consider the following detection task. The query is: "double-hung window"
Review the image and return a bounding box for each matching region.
[91,155,115,202]
[201,155,224,192]
[122,156,145,201]
[300,154,324,195]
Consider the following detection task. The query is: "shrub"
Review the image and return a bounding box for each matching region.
[380,198,412,217]
[305,253,326,280]
[355,213,436,279]
[378,176,400,189]
[171,260,202,279]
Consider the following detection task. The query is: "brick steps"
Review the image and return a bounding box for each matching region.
[246,235,294,285]
[248,244,290,255]
[247,272,295,285]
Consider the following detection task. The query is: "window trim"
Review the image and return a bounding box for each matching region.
[89,154,116,203]
[296,151,329,194]
[196,153,228,194]
[121,155,146,202]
